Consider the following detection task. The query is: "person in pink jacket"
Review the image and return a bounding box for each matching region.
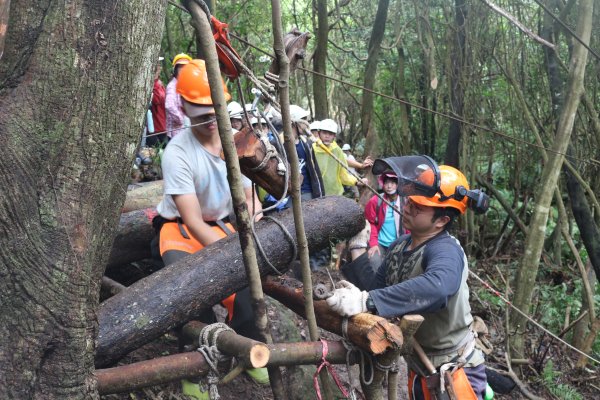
[364,171,405,259]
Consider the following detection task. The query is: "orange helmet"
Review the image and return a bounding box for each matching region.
[409,165,469,214]
[176,59,231,105]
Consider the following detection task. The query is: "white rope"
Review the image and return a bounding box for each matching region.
[197,323,235,400]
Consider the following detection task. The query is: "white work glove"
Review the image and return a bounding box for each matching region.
[325,280,369,317]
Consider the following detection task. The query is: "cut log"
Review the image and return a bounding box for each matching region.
[181,321,269,369]
[96,196,364,367]
[95,339,354,395]
[106,208,156,271]
[262,276,403,355]
[122,180,163,213]
[229,126,290,199]
[180,321,355,367]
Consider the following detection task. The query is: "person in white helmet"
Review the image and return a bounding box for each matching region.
[313,119,367,196]
[227,101,244,131]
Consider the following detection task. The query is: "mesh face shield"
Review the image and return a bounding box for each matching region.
[372,155,440,197]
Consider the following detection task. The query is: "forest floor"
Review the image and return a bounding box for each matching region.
[100,256,600,400]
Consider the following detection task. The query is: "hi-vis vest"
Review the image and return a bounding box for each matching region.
[385,233,484,369]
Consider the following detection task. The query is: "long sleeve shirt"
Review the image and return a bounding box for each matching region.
[165,77,186,138]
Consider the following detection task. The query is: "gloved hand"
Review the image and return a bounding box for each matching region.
[325,280,369,317]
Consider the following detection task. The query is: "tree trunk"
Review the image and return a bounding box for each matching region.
[565,159,600,283]
[312,0,329,119]
[360,0,390,158]
[444,0,467,167]
[0,0,166,397]
[510,0,593,359]
[96,196,365,367]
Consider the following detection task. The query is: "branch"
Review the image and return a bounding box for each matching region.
[481,0,556,50]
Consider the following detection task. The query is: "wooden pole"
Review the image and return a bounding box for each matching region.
[95,340,356,395]
[181,321,269,368]
[269,0,333,398]
[185,2,287,397]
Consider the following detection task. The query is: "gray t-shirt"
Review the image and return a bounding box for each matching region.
[156,128,251,221]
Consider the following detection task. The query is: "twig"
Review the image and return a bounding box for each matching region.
[504,352,545,400]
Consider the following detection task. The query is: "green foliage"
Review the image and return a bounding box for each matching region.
[541,360,583,400]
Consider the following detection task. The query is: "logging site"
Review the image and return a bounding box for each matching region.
[1,0,600,399]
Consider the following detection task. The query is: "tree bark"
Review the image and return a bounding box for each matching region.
[96,196,365,367]
[510,0,593,358]
[313,0,329,119]
[0,1,166,397]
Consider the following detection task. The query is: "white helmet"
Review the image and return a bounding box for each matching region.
[309,120,321,131]
[319,118,338,134]
[227,101,244,120]
[289,105,309,122]
[342,143,351,151]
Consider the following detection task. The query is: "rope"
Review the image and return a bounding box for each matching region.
[342,317,374,387]
[196,323,235,400]
[313,339,350,400]
[229,33,600,168]
[468,269,600,365]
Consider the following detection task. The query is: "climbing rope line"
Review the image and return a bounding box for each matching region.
[229,33,600,168]
[468,269,600,365]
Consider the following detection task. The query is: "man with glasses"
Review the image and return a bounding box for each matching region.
[330,159,488,400]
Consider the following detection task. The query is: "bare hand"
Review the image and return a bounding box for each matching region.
[361,156,374,168]
[368,246,380,258]
[357,177,369,186]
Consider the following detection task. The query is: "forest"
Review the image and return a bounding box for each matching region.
[0,0,599,399]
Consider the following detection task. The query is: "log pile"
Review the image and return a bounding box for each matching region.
[96,196,365,367]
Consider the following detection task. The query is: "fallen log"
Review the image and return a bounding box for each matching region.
[122,180,163,213]
[262,276,403,355]
[95,339,354,395]
[106,208,156,271]
[97,196,364,367]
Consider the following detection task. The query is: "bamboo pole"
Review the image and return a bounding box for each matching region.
[185,2,286,397]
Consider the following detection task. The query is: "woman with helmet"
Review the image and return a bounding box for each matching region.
[165,53,192,138]
[328,157,489,400]
[364,171,404,261]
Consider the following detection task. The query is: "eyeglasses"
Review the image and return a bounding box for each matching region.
[190,114,217,124]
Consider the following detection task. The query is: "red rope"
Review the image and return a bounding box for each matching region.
[313,339,350,400]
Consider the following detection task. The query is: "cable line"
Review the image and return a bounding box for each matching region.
[531,0,600,61]
[229,33,600,168]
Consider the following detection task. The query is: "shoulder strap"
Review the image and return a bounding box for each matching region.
[375,196,384,225]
